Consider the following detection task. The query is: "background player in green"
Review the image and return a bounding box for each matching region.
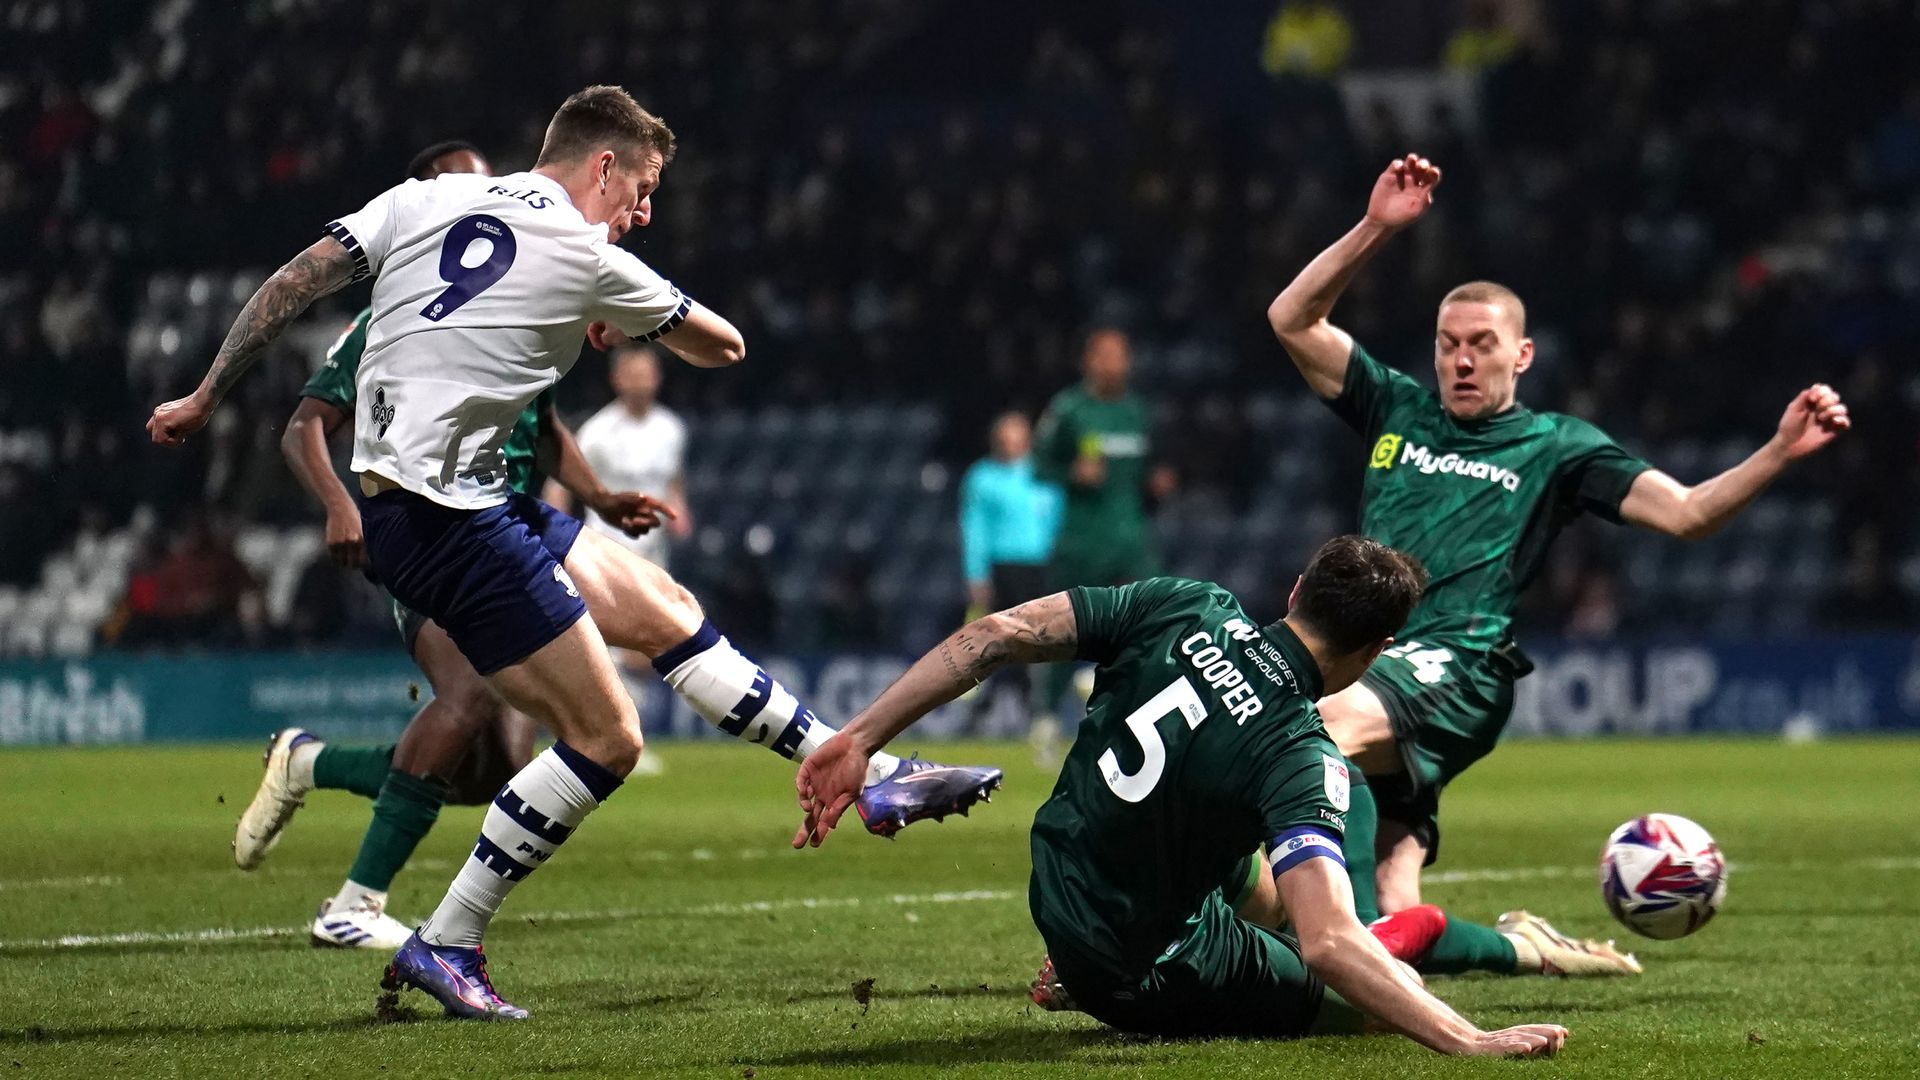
[236,140,673,950]
[792,537,1567,1057]
[1030,327,1177,756]
[1267,153,1853,918]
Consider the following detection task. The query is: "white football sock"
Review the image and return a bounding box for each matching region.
[329,879,387,914]
[652,622,901,788]
[288,738,321,793]
[418,743,620,948]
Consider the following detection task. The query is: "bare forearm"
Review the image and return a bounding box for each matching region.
[1684,440,1793,536]
[843,595,1079,754]
[1266,219,1395,396]
[1628,439,1793,541]
[197,239,357,404]
[539,422,610,506]
[1307,925,1478,1054]
[280,408,355,515]
[1267,218,1398,333]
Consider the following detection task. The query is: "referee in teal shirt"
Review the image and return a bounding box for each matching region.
[959,411,1062,731]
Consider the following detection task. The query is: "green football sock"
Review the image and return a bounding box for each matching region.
[311,745,396,799]
[1345,770,1381,925]
[1419,917,1519,975]
[344,769,448,892]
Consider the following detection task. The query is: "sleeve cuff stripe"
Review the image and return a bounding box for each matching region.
[635,293,693,343]
[324,222,372,283]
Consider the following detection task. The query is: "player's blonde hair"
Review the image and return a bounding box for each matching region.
[536,85,677,167]
[1440,280,1527,336]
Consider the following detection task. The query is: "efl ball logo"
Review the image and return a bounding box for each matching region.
[1598,813,1727,940]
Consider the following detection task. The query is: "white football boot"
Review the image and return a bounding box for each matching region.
[1497,910,1643,976]
[310,897,413,950]
[233,728,317,870]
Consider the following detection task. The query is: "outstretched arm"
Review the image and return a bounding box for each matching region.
[147,237,359,445]
[1621,384,1850,540]
[1280,858,1567,1057]
[588,302,745,369]
[535,398,675,537]
[1267,154,1440,398]
[792,592,1080,847]
[280,397,366,567]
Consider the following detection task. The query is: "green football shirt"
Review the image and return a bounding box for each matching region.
[1030,577,1350,976]
[1034,385,1154,556]
[301,307,546,495]
[1327,345,1652,653]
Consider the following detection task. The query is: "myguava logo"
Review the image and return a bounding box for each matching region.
[1396,441,1523,492]
[1370,433,1402,469]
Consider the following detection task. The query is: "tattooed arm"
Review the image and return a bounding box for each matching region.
[793,593,1079,847]
[146,236,360,446]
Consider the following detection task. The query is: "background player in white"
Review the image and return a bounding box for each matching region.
[147,85,1003,1021]
[545,342,692,741]
[546,342,693,569]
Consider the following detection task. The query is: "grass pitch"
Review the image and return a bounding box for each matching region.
[1,736,1916,1079]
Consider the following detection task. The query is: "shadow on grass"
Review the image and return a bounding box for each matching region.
[0,1013,392,1046]
[745,1023,1140,1068]
[782,982,1028,1005]
[1483,989,1729,1015]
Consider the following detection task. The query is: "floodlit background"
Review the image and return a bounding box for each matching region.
[2,0,1917,743]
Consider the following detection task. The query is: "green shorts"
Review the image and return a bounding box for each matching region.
[1358,639,1530,863]
[1049,540,1159,590]
[1044,891,1355,1039]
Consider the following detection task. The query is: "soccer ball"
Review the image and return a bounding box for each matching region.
[1598,813,1727,940]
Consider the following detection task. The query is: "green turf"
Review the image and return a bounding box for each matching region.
[1,736,1916,1078]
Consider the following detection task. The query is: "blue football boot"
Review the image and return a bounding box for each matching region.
[381,933,529,1020]
[855,754,1004,838]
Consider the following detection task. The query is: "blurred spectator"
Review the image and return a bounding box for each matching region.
[2,0,1916,652]
[116,514,260,647]
[548,343,693,569]
[1819,528,1916,633]
[1261,0,1354,79]
[1442,0,1524,73]
[958,410,1061,732]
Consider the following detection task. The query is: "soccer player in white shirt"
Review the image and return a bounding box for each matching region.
[548,343,692,568]
[149,86,1002,1021]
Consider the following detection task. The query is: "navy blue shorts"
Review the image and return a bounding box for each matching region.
[359,489,587,676]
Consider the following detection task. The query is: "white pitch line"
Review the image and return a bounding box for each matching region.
[1425,865,1581,885]
[7,855,1917,954]
[0,888,1018,953]
[0,848,782,894]
[0,874,123,892]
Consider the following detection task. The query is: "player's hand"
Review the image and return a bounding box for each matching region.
[146,390,214,446]
[1147,464,1178,501]
[587,321,633,352]
[1773,383,1850,460]
[1070,453,1107,488]
[1463,1024,1568,1058]
[792,733,869,849]
[667,507,694,540]
[324,504,368,568]
[592,491,676,537]
[1365,153,1442,230]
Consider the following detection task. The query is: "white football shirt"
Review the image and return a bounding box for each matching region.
[574,402,687,566]
[327,171,690,508]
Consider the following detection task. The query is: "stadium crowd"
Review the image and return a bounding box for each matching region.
[2,0,1916,653]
